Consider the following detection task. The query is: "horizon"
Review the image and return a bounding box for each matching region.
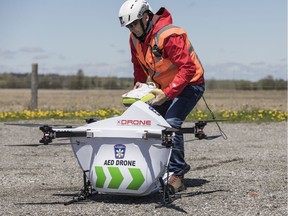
[1,71,286,82]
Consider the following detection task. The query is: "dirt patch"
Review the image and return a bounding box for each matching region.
[0,89,287,112]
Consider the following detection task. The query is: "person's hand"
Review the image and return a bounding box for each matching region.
[133,82,143,89]
[150,89,169,106]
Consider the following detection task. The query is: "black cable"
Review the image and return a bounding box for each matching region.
[202,95,228,140]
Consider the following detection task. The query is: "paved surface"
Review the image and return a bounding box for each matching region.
[0,121,287,215]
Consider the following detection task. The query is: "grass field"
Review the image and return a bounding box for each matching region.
[1,89,286,113]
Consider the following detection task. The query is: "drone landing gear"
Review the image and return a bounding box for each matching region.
[64,170,96,206]
[157,177,181,207]
[156,166,182,209]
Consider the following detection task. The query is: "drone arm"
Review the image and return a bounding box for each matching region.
[53,131,87,138]
[176,127,196,134]
[39,125,87,145]
[142,131,162,140]
[175,122,207,140]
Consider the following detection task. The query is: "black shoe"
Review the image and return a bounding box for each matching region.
[184,163,191,174]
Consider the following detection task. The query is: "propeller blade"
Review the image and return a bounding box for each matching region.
[205,119,227,122]
[5,123,43,127]
[204,135,222,140]
[152,144,181,151]
[193,119,227,123]
[156,124,181,133]
[6,142,73,147]
[165,128,179,132]
[156,124,171,129]
[4,122,78,128]
[57,138,70,141]
[6,144,42,147]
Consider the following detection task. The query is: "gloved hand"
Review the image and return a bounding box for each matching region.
[133,81,143,89]
[150,89,170,106]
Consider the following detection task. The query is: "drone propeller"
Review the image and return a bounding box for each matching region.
[158,125,197,135]
[6,141,83,147]
[205,135,222,140]
[4,123,41,127]
[157,124,194,133]
[157,119,227,140]
[4,122,77,128]
[152,134,222,149]
[152,144,181,151]
[6,142,71,147]
[6,143,43,147]
[186,134,223,142]
[157,124,172,129]
[192,119,227,123]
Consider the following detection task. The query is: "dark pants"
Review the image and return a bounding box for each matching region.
[153,84,205,175]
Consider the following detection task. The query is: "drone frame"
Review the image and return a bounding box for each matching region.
[38,119,219,206]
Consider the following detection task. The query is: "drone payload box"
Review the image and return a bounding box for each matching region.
[67,101,172,196]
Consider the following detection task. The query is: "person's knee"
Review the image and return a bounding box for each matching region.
[166,117,183,128]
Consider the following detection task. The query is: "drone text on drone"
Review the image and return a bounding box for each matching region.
[103,159,136,167]
[117,119,152,126]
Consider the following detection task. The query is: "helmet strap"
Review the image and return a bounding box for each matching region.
[134,13,153,42]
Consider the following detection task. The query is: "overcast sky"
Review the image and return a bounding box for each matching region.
[0,0,286,81]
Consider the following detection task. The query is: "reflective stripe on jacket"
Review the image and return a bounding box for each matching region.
[131,25,204,89]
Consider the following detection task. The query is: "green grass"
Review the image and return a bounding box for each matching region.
[186,109,287,123]
[1,108,287,123]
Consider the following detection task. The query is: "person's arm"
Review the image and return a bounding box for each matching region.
[162,34,197,100]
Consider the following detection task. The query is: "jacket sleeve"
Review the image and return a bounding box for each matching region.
[129,37,148,85]
[162,34,197,100]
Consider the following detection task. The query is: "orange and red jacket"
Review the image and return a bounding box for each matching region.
[129,8,204,100]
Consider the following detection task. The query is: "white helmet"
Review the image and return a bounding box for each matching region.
[119,0,152,27]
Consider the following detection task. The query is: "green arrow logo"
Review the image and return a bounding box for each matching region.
[95,166,106,188]
[108,167,124,189]
[127,168,145,190]
[94,166,145,190]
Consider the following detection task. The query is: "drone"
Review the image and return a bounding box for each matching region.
[6,101,226,206]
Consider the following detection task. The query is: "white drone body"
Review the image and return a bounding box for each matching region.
[54,101,172,196]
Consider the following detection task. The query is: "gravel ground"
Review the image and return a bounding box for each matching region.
[0,121,287,216]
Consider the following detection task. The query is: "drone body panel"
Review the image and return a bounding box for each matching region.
[70,101,172,196]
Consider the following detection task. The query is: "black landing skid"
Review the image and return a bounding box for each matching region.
[156,165,182,208]
[64,170,96,205]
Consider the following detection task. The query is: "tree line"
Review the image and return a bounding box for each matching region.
[0,71,286,90]
[0,70,133,90]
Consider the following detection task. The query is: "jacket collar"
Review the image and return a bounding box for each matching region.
[143,8,173,44]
